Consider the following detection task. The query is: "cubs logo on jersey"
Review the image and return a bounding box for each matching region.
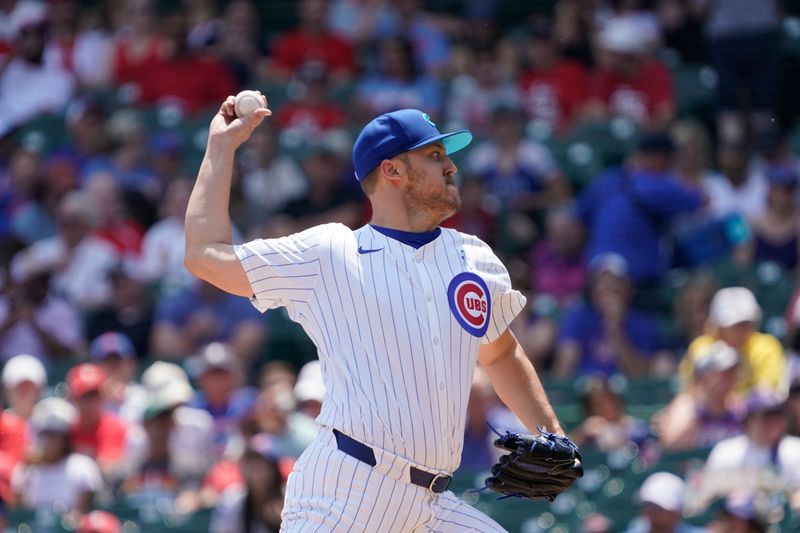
[447,272,491,337]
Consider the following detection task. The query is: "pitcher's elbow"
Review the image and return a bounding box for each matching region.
[183,249,205,278]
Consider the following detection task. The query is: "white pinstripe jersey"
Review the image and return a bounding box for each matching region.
[234,223,526,473]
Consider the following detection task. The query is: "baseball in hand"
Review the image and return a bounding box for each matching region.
[234,90,267,118]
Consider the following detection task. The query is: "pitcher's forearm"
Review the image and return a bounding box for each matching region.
[185,139,237,253]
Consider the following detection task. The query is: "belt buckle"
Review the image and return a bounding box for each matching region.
[429,473,452,494]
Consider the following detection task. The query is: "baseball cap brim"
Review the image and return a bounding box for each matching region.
[408,130,473,156]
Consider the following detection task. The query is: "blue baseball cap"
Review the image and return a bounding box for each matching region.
[352,109,472,182]
[90,332,136,360]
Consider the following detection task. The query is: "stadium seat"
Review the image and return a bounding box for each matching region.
[671,65,717,118]
[12,113,68,154]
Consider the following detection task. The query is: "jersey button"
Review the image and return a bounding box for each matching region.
[425,292,432,302]
[438,382,445,391]
[433,336,439,345]
[415,255,423,263]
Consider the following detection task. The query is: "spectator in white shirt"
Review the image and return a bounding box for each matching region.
[11,397,102,518]
[0,0,47,44]
[11,190,119,310]
[0,265,82,362]
[704,142,767,221]
[137,179,194,296]
[0,16,75,137]
[703,391,800,503]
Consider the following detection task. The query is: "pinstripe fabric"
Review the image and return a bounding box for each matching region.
[281,429,507,533]
[234,223,524,532]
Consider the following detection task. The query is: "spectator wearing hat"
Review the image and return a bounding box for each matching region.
[67,364,129,477]
[0,356,39,503]
[189,343,258,455]
[656,341,744,451]
[464,106,570,214]
[680,287,785,397]
[623,472,704,533]
[576,133,704,286]
[294,360,325,420]
[88,332,146,423]
[555,253,662,378]
[150,278,266,361]
[737,166,800,271]
[2,353,45,420]
[122,369,212,510]
[0,11,75,137]
[703,391,800,497]
[77,510,122,533]
[584,17,675,130]
[124,361,214,500]
[209,434,285,533]
[11,397,102,518]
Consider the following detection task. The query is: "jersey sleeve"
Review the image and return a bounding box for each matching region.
[479,244,528,344]
[233,225,328,312]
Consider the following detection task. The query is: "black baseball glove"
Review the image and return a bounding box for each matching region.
[484,428,584,502]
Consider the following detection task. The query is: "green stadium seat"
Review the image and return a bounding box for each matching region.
[671,65,717,118]
[13,113,68,154]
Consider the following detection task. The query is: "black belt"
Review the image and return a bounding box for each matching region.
[332,429,452,493]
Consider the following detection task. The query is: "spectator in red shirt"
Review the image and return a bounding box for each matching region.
[67,364,129,477]
[585,18,675,130]
[0,408,27,503]
[520,22,589,135]
[85,171,144,257]
[111,0,169,86]
[269,0,356,83]
[275,61,346,137]
[123,6,235,114]
[445,44,521,136]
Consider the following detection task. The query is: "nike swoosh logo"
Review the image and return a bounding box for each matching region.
[358,246,383,254]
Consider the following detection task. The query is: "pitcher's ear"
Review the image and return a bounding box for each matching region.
[379,158,405,182]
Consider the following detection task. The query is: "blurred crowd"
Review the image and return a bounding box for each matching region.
[1,0,800,531]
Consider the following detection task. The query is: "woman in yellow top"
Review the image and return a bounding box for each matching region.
[679,287,786,396]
